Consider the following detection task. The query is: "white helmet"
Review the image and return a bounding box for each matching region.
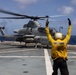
[55,32,63,39]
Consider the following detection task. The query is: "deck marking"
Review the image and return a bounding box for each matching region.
[68,56,76,58]
[0,56,44,58]
[0,49,39,54]
[0,56,76,59]
[68,51,76,55]
[44,49,53,75]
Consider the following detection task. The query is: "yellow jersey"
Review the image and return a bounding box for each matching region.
[45,25,72,60]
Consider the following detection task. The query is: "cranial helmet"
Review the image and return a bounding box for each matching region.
[55,32,63,39]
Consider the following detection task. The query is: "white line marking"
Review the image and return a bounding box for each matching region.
[44,49,53,75]
[0,49,38,54]
[0,56,44,58]
[68,56,76,58]
[0,55,76,59]
[71,52,76,54]
[68,51,76,54]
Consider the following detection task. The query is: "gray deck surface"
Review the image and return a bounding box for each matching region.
[0,42,76,75]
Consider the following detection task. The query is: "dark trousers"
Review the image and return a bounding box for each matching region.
[52,58,69,75]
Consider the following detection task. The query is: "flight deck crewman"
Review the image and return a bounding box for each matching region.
[45,18,72,75]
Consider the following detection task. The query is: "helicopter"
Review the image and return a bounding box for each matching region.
[0,9,58,47]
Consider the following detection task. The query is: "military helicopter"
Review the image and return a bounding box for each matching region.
[0,9,58,47]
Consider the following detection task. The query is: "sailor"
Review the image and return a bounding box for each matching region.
[45,18,72,75]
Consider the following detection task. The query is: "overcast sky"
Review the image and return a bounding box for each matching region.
[0,0,76,35]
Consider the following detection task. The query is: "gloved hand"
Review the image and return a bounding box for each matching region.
[68,18,71,25]
[46,19,49,27]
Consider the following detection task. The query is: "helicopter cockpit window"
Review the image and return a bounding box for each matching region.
[38,27,45,33]
[27,20,40,28]
[49,28,54,36]
[23,24,27,28]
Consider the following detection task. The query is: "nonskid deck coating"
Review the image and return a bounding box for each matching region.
[0,42,76,75]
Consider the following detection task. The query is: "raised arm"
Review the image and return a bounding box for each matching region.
[45,19,54,44]
[64,18,72,43]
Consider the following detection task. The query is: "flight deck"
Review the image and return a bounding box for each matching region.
[0,42,76,75]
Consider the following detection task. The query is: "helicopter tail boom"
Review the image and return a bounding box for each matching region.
[0,27,6,36]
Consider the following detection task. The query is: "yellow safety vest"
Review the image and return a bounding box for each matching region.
[45,25,72,60]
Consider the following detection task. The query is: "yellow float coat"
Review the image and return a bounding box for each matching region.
[45,25,72,60]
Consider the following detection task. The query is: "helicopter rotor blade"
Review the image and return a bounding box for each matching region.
[0,16,28,19]
[0,9,48,20]
[0,16,45,20]
[0,9,67,19]
[0,9,31,18]
[49,15,67,18]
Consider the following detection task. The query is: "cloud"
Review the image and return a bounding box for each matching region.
[57,6,74,15]
[71,0,76,5]
[72,19,76,25]
[13,0,38,9]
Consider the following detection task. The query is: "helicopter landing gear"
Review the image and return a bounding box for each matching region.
[25,42,26,47]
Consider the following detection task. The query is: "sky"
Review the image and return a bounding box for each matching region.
[0,0,76,35]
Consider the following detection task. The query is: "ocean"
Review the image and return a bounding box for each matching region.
[69,35,76,45]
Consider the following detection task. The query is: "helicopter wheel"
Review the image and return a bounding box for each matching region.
[24,42,27,46]
[35,43,38,48]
